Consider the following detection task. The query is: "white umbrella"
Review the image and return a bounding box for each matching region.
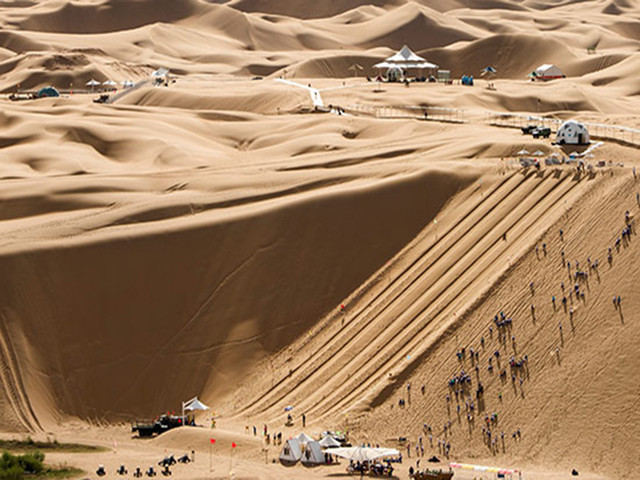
[323,446,399,462]
[121,80,134,88]
[86,79,101,90]
[516,149,530,156]
[532,150,545,156]
[103,80,117,87]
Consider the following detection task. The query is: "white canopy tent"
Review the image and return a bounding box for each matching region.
[323,446,399,462]
[530,64,564,81]
[151,67,169,78]
[295,433,315,446]
[374,45,438,79]
[279,438,302,466]
[319,435,341,448]
[181,396,209,421]
[301,441,324,466]
[151,67,172,86]
[86,79,100,90]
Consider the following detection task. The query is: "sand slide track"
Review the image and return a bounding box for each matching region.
[312,172,586,420]
[292,172,579,420]
[240,171,574,417]
[238,169,585,422]
[237,172,540,414]
[235,172,526,414]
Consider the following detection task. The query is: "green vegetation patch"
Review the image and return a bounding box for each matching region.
[0,438,105,454]
[0,451,83,480]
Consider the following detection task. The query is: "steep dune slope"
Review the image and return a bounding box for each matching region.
[0,166,474,425]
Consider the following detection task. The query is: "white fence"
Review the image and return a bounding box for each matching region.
[339,104,640,148]
[486,112,640,147]
[343,104,465,123]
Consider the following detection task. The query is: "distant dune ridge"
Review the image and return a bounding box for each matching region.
[0,1,639,479]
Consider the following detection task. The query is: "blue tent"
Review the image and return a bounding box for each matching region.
[36,86,60,98]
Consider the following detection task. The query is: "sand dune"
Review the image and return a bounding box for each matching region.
[0,0,639,479]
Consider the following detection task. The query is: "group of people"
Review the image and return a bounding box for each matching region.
[247,424,284,446]
[348,460,395,476]
[96,453,192,479]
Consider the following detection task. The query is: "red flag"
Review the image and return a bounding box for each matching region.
[210,439,216,444]
[340,304,345,311]
[231,442,237,448]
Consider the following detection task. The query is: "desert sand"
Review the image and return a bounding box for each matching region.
[0,0,639,479]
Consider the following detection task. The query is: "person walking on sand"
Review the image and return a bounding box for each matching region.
[302,413,306,428]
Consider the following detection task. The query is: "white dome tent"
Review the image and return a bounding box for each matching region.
[556,120,590,145]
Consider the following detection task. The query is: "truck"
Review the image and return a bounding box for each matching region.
[132,414,186,438]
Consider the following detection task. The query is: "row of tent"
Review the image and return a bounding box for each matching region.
[279,433,337,466]
[279,433,400,467]
[373,46,566,84]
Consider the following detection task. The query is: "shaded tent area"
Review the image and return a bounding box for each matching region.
[180,396,209,426]
[279,438,302,466]
[325,446,399,462]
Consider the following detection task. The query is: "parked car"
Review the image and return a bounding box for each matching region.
[532,127,551,138]
[132,414,186,438]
